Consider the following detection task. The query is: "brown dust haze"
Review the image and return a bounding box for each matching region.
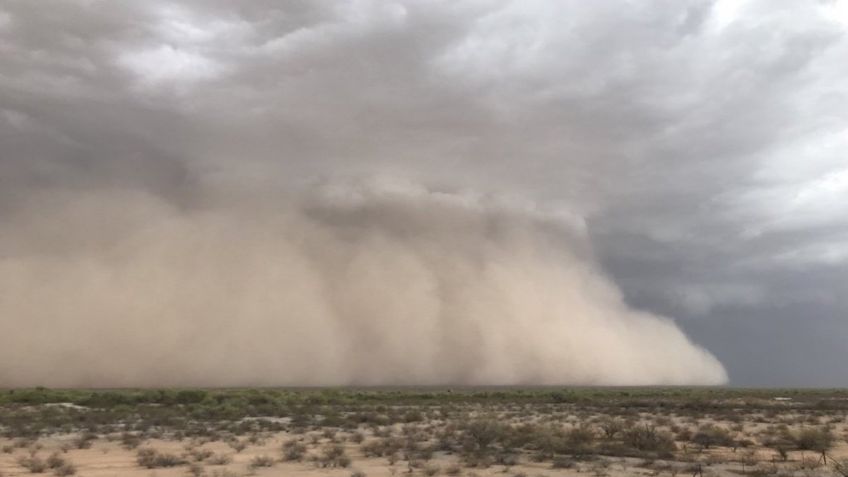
[0,180,727,387]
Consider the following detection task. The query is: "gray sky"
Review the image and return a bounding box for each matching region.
[2,0,847,386]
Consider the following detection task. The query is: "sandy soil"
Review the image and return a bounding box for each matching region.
[2,430,847,477]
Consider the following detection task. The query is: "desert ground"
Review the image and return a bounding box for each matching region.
[1,388,847,477]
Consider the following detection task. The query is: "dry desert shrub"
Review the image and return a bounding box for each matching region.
[226,437,247,453]
[565,424,596,453]
[792,426,834,453]
[72,432,96,449]
[834,459,848,477]
[188,462,205,477]
[589,461,610,477]
[445,463,463,476]
[551,456,576,469]
[17,454,47,473]
[246,432,266,446]
[691,424,735,449]
[316,443,351,468]
[46,452,66,469]
[282,438,307,461]
[209,470,239,477]
[361,436,404,457]
[621,425,676,457]
[136,447,187,468]
[248,455,276,469]
[599,418,625,440]
[120,432,142,449]
[423,463,441,476]
[187,447,214,462]
[45,452,76,475]
[206,453,232,465]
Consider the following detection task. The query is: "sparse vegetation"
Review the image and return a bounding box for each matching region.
[1,388,847,477]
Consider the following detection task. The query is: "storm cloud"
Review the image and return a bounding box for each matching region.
[1,0,846,386]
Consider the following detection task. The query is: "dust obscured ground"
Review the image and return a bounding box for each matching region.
[1,388,847,476]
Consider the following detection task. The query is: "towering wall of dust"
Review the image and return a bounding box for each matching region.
[0,181,727,387]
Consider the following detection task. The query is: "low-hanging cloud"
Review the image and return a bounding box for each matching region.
[0,180,726,387]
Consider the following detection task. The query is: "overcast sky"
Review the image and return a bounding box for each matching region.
[2,0,847,386]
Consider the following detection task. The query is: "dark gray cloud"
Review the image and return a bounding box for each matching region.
[1,0,846,386]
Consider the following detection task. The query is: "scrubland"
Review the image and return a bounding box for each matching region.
[1,388,847,476]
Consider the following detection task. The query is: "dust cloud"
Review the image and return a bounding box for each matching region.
[0,179,727,387]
